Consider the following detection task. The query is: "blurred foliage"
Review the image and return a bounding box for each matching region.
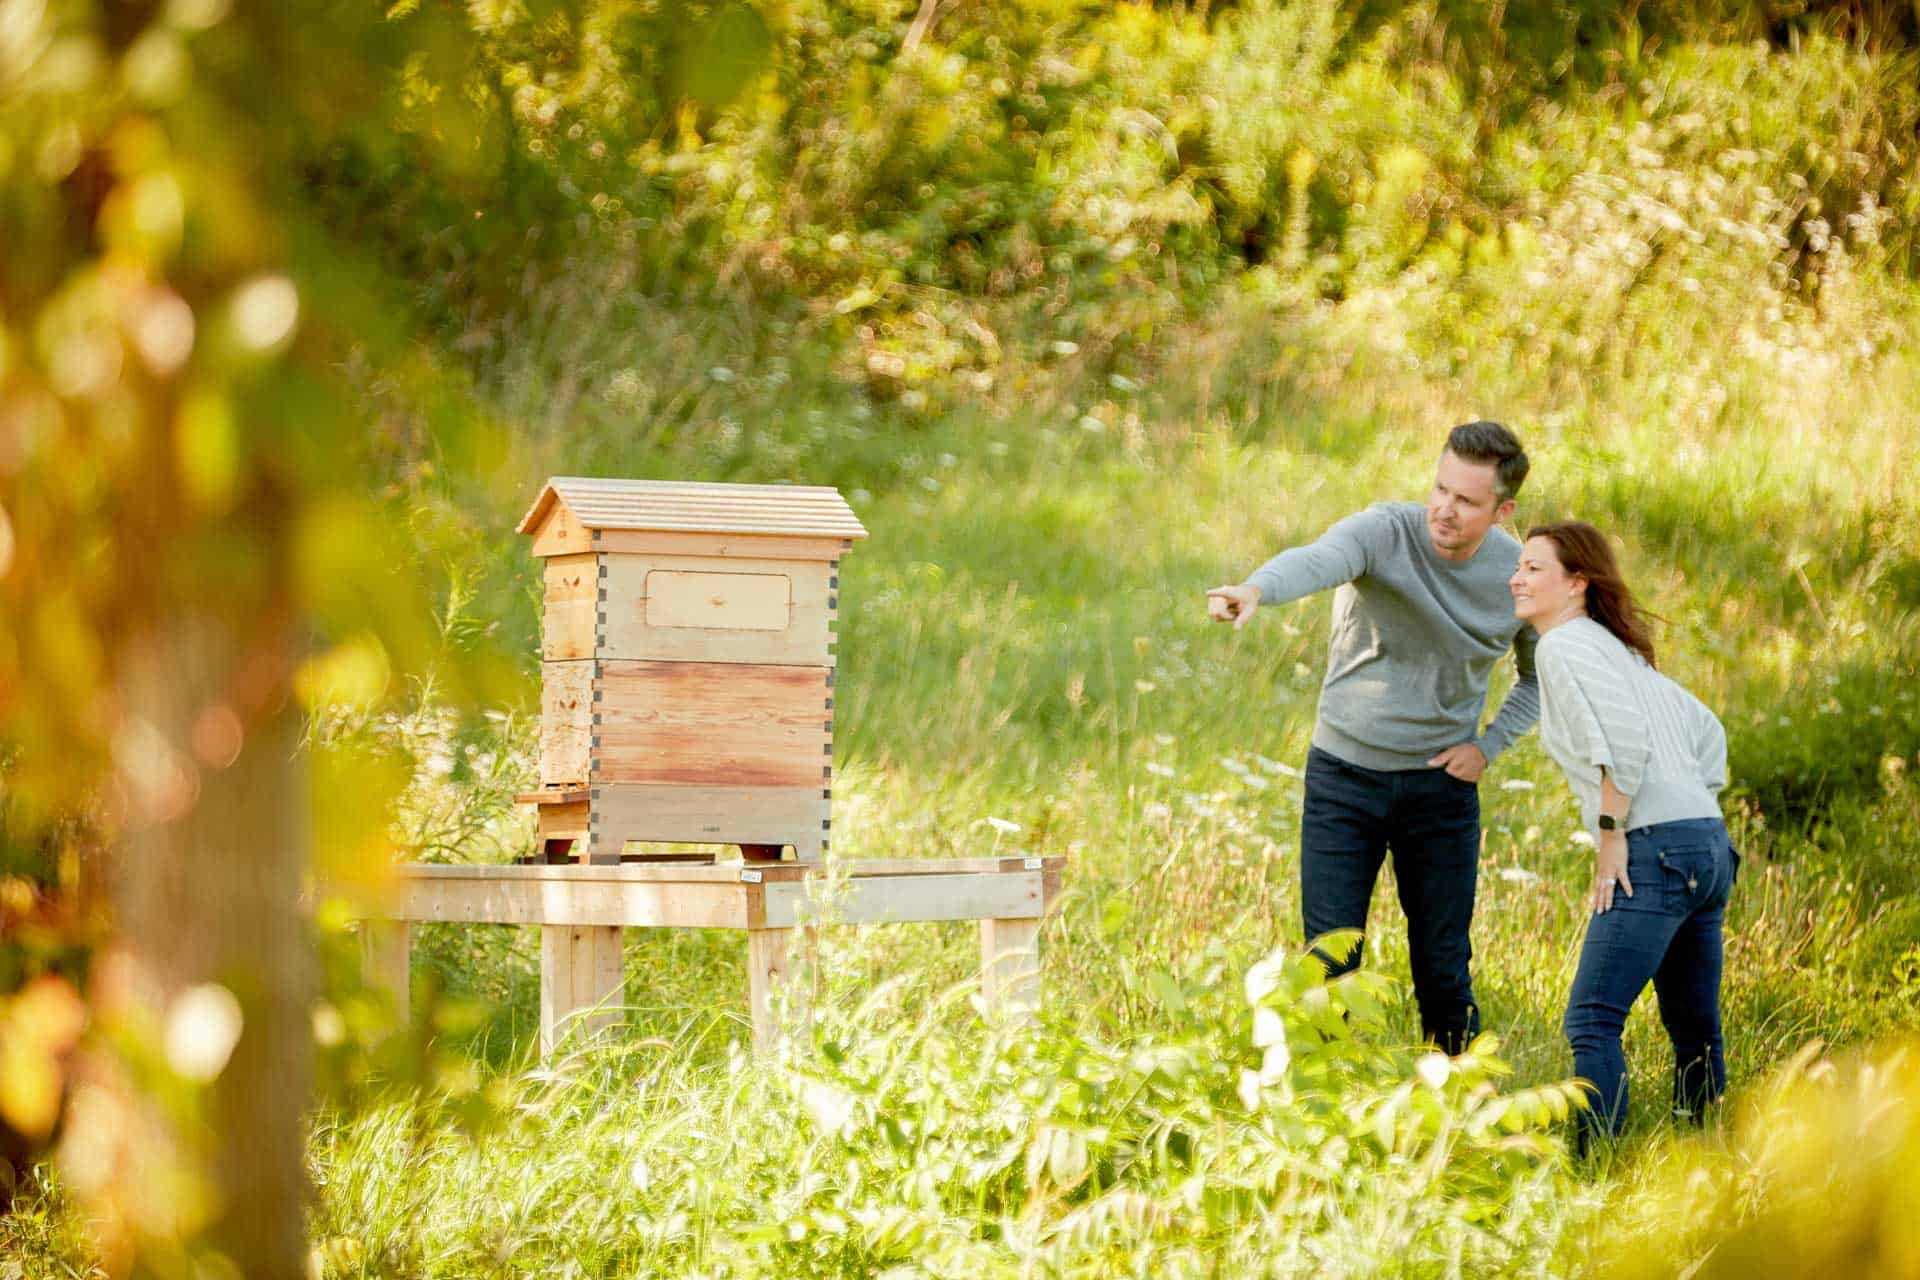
[0,0,526,1267]
[287,935,1586,1277]
[313,0,1920,406]
[1598,1037,1920,1278]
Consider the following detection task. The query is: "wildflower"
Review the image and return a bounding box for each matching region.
[1221,758,1249,776]
[1570,831,1597,848]
[804,1080,855,1131]
[1145,762,1175,779]
[1499,779,1535,791]
[1243,954,1284,1005]
[1415,1052,1451,1089]
[986,816,1022,835]
[1498,867,1542,885]
[1260,1042,1291,1087]
[1255,755,1302,778]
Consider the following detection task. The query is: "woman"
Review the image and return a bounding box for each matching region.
[1510,521,1735,1152]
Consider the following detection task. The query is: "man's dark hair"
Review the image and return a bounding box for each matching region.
[1445,420,1529,501]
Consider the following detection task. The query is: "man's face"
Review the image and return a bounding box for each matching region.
[1426,450,1514,557]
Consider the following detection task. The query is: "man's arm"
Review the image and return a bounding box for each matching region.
[1206,508,1382,629]
[1244,509,1378,605]
[1474,624,1542,763]
[1429,625,1540,781]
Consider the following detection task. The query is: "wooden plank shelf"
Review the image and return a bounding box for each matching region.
[342,856,1065,1058]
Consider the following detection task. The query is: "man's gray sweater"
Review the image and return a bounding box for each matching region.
[1247,502,1539,771]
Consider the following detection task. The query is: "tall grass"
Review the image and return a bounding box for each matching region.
[9,2,1920,1273]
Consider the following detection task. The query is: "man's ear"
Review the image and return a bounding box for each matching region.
[1496,498,1517,525]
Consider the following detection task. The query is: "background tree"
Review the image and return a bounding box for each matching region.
[0,0,517,1270]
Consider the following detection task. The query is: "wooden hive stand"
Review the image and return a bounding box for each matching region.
[341,476,1070,1057]
[353,856,1067,1057]
[516,477,866,865]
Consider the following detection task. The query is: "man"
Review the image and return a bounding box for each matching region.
[1206,421,1538,1054]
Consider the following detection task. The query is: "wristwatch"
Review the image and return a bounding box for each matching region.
[1597,814,1621,831]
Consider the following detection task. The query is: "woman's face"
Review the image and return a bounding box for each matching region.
[1511,535,1585,625]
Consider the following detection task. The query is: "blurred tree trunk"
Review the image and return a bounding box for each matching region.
[114,612,309,1274]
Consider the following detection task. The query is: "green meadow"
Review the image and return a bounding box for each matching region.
[6,0,1920,1274]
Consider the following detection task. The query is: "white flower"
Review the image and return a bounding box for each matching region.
[1570,831,1597,848]
[1252,1006,1286,1048]
[1241,775,1270,791]
[1143,802,1172,821]
[1499,779,1535,791]
[1221,758,1250,776]
[1415,1052,1451,1089]
[804,1081,855,1131]
[1260,1041,1291,1085]
[1243,955,1284,1005]
[1255,755,1302,778]
[1145,762,1175,779]
[1498,867,1542,885]
[986,816,1022,835]
[1238,1068,1263,1111]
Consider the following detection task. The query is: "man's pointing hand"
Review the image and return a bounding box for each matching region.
[1206,584,1261,629]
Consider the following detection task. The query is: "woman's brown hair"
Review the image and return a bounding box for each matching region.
[1526,521,1658,667]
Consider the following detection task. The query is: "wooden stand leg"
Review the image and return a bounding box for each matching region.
[361,921,411,1029]
[747,926,811,1054]
[979,917,1041,1019]
[540,924,624,1058]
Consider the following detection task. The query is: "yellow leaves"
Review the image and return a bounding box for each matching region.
[307,731,409,897]
[101,170,186,264]
[111,712,199,829]
[1286,147,1316,190]
[225,274,299,355]
[121,26,190,107]
[30,33,107,97]
[173,388,236,513]
[163,0,231,33]
[33,585,104,712]
[161,984,243,1083]
[0,974,87,1142]
[129,286,194,376]
[295,633,392,710]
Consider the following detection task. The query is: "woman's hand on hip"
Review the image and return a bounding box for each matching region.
[1592,832,1632,913]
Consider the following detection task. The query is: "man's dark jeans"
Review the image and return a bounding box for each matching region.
[1300,745,1482,1054]
[1564,816,1736,1153]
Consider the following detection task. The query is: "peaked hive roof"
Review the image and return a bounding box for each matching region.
[517,476,868,541]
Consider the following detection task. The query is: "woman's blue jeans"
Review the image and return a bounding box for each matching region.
[1564,816,1737,1152]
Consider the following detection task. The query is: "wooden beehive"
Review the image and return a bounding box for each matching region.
[515,477,867,864]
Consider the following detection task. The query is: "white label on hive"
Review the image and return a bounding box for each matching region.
[644,571,790,631]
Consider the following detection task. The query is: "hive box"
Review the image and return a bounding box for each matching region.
[516,477,866,863]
